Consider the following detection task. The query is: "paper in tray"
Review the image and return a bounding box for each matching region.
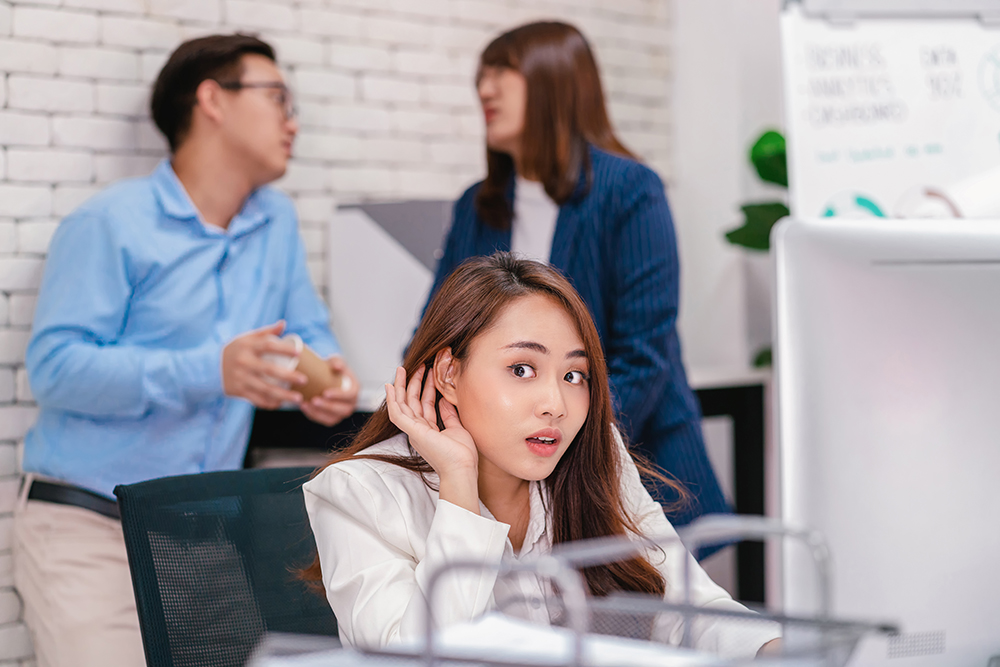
[402,613,725,667]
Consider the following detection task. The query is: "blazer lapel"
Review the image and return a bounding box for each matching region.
[549,203,581,272]
[549,153,592,273]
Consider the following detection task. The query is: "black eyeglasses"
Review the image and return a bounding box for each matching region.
[216,81,297,120]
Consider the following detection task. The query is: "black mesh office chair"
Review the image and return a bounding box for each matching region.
[114,467,338,667]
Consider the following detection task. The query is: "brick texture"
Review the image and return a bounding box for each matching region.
[0,1,674,660]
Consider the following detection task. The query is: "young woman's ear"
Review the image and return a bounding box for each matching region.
[433,348,459,403]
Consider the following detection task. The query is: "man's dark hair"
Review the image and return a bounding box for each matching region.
[151,34,276,152]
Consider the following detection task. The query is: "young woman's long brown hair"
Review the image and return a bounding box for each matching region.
[475,22,635,229]
[303,253,684,598]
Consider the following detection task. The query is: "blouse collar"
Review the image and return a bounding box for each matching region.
[478,481,551,559]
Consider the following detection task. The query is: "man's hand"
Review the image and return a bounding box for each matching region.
[299,356,360,427]
[222,321,307,409]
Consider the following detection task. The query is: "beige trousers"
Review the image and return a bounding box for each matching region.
[13,477,146,667]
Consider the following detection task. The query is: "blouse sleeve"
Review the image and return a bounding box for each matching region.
[614,434,781,659]
[303,461,510,648]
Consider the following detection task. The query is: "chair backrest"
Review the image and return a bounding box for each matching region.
[114,467,337,667]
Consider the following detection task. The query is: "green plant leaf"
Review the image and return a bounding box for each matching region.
[752,347,772,368]
[724,202,789,251]
[750,130,787,187]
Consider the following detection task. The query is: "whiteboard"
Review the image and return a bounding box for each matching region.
[781,3,1000,218]
[327,204,443,412]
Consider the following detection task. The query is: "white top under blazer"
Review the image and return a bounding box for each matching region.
[510,176,559,264]
[303,433,780,659]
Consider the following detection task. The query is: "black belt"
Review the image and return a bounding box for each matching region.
[28,480,121,520]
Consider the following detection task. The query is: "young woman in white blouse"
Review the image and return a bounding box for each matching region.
[303,253,780,659]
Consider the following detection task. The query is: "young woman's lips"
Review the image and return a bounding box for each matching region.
[483,108,497,123]
[525,430,561,457]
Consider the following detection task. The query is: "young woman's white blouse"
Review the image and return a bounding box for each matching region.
[303,433,780,659]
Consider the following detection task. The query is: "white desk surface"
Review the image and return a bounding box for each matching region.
[687,366,771,391]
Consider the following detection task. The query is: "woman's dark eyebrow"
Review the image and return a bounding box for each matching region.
[504,341,588,360]
[504,341,548,354]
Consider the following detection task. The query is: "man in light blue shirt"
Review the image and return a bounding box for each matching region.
[14,34,358,667]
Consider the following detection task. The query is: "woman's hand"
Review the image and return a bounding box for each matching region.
[385,366,481,514]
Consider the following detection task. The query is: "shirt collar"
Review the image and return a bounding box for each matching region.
[520,481,550,557]
[151,159,270,237]
[479,481,551,559]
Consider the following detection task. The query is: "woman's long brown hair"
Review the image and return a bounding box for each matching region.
[475,21,635,229]
[302,253,685,599]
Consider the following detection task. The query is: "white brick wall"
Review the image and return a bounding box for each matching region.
[0,0,673,662]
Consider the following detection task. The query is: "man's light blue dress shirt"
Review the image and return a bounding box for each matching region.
[24,161,339,498]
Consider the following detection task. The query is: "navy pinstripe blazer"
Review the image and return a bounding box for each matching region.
[427,145,729,526]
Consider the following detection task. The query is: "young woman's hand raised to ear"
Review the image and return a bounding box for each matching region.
[384,366,482,515]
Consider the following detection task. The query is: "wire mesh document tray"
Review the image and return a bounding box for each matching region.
[247,516,898,667]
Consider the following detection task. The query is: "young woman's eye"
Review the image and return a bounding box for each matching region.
[508,363,536,379]
[564,370,589,385]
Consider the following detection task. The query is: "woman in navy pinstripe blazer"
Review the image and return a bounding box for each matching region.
[424,22,729,529]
